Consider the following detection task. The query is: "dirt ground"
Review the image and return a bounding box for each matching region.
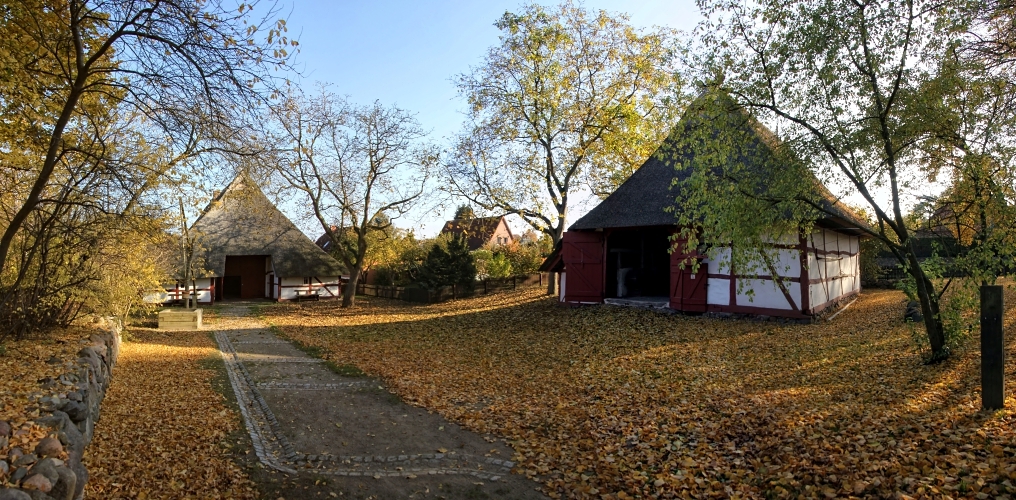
[207,305,547,500]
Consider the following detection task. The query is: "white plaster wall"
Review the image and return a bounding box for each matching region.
[806,229,861,308]
[735,279,801,310]
[707,278,730,306]
[278,276,341,300]
[706,248,731,275]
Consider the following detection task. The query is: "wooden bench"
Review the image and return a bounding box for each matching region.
[295,289,320,301]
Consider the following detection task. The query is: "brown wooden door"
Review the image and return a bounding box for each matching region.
[682,265,708,312]
[669,237,707,312]
[562,231,604,303]
[224,255,267,299]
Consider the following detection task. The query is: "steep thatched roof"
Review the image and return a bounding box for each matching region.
[192,176,345,277]
[570,95,870,236]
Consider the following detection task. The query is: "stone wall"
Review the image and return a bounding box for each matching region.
[0,323,121,500]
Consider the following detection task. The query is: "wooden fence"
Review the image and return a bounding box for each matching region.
[356,273,547,304]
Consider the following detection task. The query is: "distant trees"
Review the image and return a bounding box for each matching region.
[453,205,476,220]
[0,0,290,338]
[264,88,437,307]
[446,1,684,293]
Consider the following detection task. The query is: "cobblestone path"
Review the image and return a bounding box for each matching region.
[213,304,546,499]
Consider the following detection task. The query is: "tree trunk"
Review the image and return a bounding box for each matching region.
[547,272,557,295]
[342,266,362,308]
[907,253,947,361]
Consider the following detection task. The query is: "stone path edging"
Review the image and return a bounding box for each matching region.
[214,327,514,480]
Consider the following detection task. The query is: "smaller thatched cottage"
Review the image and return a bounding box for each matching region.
[168,176,345,303]
[543,100,868,319]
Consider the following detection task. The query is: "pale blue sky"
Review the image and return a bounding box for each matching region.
[279,0,701,237]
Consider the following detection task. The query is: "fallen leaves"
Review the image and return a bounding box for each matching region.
[264,287,1016,499]
[1,325,96,487]
[82,327,256,499]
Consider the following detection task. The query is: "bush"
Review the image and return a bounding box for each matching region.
[417,235,477,289]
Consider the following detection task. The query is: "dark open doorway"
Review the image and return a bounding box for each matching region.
[605,227,671,299]
[223,255,268,299]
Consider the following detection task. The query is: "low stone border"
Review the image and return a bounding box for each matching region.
[1,322,121,500]
[256,381,372,390]
[239,355,324,364]
[214,331,514,480]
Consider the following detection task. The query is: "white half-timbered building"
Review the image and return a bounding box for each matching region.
[542,102,867,319]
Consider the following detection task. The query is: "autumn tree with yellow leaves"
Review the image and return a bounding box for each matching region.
[0,0,292,338]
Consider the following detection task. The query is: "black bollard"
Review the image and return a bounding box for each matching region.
[981,285,1005,411]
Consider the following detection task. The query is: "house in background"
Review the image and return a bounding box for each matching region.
[543,103,868,319]
[440,215,514,250]
[173,176,346,303]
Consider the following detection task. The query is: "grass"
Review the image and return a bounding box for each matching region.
[261,288,1016,499]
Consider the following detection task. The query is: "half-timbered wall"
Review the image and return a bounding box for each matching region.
[804,228,860,314]
[558,227,860,318]
[159,278,215,304]
[276,276,342,301]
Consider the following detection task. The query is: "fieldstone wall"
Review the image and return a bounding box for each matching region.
[0,322,121,500]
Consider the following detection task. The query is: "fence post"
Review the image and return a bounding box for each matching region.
[982,285,1005,410]
[513,277,517,290]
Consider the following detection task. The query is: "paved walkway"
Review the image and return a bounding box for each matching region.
[212,304,546,499]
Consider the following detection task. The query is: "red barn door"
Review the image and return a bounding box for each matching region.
[669,238,707,312]
[562,231,604,303]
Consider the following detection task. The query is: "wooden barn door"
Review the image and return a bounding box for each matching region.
[562,231,604,303]
[670,238,708,312]
[224,255,268,299]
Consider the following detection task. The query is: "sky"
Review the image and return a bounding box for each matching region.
[277,0,703,238]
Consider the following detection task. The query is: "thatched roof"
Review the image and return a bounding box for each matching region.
[192,176,345,277]
[570,95,870,236]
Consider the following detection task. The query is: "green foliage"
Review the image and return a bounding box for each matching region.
[418,236,477,290]
[454,205,475,220]
[487,253,513,279]
[689,0,1016,359]
[447,0,684,244]
[666,91,820,285]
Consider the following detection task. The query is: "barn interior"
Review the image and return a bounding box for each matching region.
[604,227,671,299]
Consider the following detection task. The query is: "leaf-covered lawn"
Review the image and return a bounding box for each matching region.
[264,288,1016,499]
[84,328,256,499]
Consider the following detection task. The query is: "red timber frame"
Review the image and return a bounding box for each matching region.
[167,281,215,305]
[560,226,860,318]
[562,231,605,303]
[702,228,861,319]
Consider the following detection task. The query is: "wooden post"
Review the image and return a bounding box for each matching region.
[981,285,1005,410]
[513,276,517,290]
[484,279,487,294]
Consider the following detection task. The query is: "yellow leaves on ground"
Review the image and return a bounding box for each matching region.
[265,288,1016,499]
[83,328,256,500]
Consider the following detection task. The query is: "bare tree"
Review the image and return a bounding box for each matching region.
[266,88,435,307]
